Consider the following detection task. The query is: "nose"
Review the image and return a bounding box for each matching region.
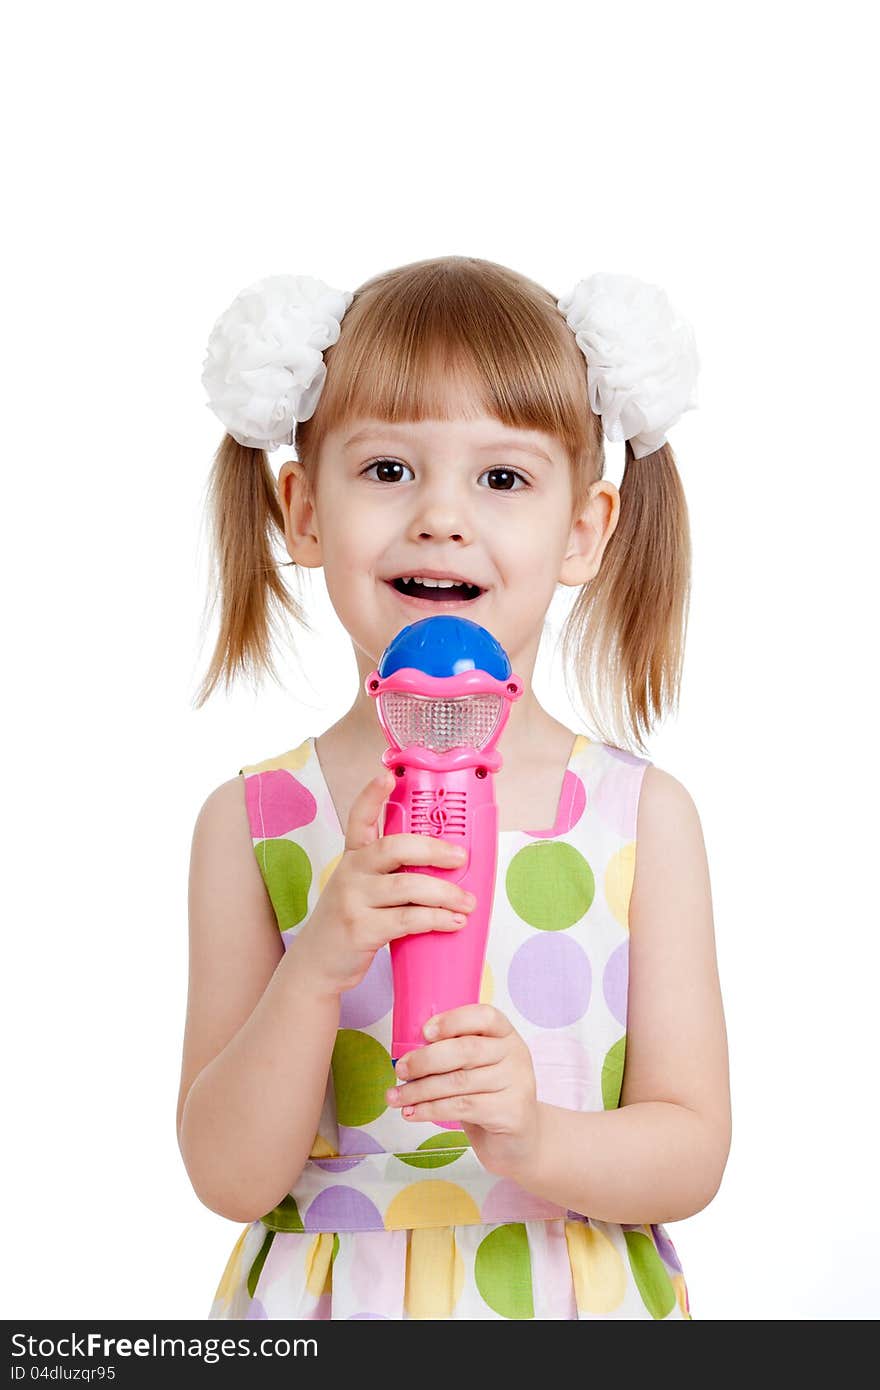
[407,481,471,543]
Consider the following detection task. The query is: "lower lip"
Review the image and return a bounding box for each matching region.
[384,581,485,611]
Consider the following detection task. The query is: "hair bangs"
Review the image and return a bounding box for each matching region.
[294,256,602,490]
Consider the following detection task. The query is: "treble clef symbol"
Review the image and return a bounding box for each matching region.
[428,788,448,834]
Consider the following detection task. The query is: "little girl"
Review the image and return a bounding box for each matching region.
[179,255,730,1321]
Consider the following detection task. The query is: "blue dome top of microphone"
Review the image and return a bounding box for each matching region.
[378,616,511,679]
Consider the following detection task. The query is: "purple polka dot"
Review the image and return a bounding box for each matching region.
[605,747,650,769]
[245,769,317,838]
[316,1129,386,1170]
[304,1186,383,1232]
[508,934,591,1027]
[337,1127,387,1157]
[339,948,393,1028]
[245,1297,268,1319]
[603,941,628,1027]
[651,1224,683,1272]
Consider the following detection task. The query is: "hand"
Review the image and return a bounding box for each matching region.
[294,769,477,999]
[385,1004,542,1181]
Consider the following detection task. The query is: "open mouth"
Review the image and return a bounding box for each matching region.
[386,578,484,604]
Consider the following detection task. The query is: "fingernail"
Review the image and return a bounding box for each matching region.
[423,1018,438,1039]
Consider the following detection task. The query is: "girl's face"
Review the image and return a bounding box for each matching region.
[278,388,618,692]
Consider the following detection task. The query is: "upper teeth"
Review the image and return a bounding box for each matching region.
[399,576,470,588]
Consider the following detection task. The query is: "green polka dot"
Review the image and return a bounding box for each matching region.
[624,1230,677,1318]
[247,1230,274,1298]
[505,842,595,930]
[253,838,312,931]
[260,1194,304,1232]
[602,1034,626,1109]
[394,1132,471,1168]
[331,1029,396,1127]
[474,1223,534,1319]
[331,1233,340,1264]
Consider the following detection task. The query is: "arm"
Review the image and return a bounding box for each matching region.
[509,766,732,1224]
[176,777,339,1224]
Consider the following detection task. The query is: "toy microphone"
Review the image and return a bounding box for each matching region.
[365,616,523,1070]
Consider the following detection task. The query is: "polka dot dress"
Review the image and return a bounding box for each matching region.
[208,734,693,1320]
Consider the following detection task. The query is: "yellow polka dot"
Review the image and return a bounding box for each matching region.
[405,1228,465,1318]
[479,958,494,1005]
[318,851,343,893]
[672,1272,691,1317]
[605,842,636,930]
[384,1181,481,1231]
[304,1232,335,1298]
[308,1132,337,1159]
[564,1220,627,1313]
[241,740,311,775]
[212,1227,250,1310]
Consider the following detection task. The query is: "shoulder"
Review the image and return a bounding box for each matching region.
[636,763,705,843]
[191,775,252,856]
[629,761,712,940]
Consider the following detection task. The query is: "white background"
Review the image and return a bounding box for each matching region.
[3,0,878,1321]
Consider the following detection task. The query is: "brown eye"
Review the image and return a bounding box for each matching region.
[479,468,530,492]
[362,459,413,483]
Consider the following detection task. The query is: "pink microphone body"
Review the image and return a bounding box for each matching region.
[365,619,523,1114]
[382,748,499,1060]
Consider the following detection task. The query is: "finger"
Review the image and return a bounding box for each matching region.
[398,1093,501,1125]
[374,832,468,873]
[421,1004,512,1042]
[378,903,469,941]
[345,768,396,851]
[379,871,476,913]
[387,1061,506,1109]
[394,1036,506,1081]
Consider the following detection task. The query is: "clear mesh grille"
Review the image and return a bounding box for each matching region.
[379,692,503,752]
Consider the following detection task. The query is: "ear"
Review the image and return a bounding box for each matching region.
[277,460,323,568]
[558,481,620,586]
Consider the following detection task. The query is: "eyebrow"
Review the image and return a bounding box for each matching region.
[342,428,554,466]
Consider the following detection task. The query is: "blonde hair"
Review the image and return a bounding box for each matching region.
[194,255,691,755]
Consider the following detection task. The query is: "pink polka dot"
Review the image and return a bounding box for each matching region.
[481,1177,566,1222]
[526,1032,593,1109]
[350,1229,407,1309]
[529,1220,578,1317]
[524,769,587,839]
[244,770,318,838]
[592,764,642,838]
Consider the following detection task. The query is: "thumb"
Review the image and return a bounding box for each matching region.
[346,769,395,848]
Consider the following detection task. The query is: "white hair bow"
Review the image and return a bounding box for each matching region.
[202,271,698,458]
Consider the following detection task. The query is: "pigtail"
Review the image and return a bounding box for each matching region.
[192,434,313,709]
[561,440,692,757]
